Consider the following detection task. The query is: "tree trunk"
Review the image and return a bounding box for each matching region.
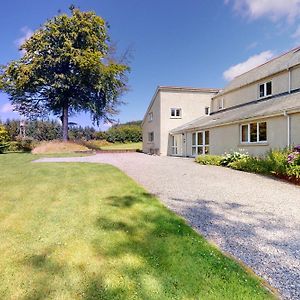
[62,103,69,141]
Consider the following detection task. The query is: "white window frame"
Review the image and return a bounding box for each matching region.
[218,98,224,110]
[258,81,272,99]
[171,135,182,155]
[148,112,153,122]
[148,131,154,143]
[191,131,210,156]
[170,108,182,119]
[240,122,267,144]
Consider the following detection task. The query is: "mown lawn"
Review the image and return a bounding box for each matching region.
[0,153,275,299]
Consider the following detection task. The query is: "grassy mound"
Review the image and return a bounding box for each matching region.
[32,141,89,154]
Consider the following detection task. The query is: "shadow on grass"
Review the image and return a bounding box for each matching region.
[85,192,274,300]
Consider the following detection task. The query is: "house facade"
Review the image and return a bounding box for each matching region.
[142,47,300,157]
[142,86,219,155]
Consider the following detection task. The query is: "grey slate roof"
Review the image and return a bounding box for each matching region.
[170,92,300,134]
[217,47,300,97]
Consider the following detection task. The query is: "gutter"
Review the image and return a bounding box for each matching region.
[171,108,300,135]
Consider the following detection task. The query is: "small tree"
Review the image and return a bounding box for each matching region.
[0,125,10,153]
[0,7,129,141]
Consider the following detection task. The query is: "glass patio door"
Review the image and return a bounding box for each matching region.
[192,131,209,156]
[171,134,183,156]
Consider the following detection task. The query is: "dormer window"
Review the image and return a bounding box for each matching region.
[218,98,224,110]
[259,81,272,98]
[170,108,182,118]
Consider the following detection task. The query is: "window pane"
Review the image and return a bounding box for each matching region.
[192,147,196,156]
[205,146,209,154]
[205,131,209,145]
[192,133,196,146]
[197,147,204,155]
[266,82,272,96]
[250,123,257,142]
[259,84,265,97]
[176,109,181,117]
[241,125,248,142]
[259,122,267,141]
[197,132,203,146]
[171,109,175,117]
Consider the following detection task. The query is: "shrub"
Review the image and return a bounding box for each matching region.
[195,155,223,166]
[266,149,289,175]
[220,151,249,166]
[287,165,300,179]
[106,125,142,143]
[0,125,10,154]
[229,156,273,174]
[15,137,36,152]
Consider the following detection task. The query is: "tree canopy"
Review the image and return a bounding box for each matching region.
[0,7,129,140]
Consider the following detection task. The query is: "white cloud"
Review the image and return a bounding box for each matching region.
[226,0,300,23]
[14,26,33,54]
[0,103,15,113]
[223,50,275,81]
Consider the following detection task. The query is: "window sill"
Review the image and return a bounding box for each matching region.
[258,95,272,100]
[239,142,269,147]
[170,117,182,119]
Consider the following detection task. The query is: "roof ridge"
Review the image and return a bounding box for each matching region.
[233,45,300,80]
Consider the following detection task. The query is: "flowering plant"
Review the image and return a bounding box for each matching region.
[287,146,300,165]
[294,145,300,153]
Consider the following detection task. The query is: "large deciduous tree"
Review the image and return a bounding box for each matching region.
[0,7,129,140]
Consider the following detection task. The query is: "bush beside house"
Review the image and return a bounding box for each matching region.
[196,147,300,185]
[0,125,10,153]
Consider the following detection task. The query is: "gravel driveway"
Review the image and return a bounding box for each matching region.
[35,153,300,299]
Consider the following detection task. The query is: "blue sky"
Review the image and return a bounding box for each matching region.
[1,0,300,129]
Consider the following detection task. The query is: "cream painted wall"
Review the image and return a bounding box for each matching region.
[184,115,291,157]
[159,90,215,155]
[291,112,300,146]
[142,93,161,154]
[211,70,292,113]
[291,66,300,90]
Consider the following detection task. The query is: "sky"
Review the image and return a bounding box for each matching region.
[1,0,300,129]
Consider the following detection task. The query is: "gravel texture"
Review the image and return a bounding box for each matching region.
[35,153,300,299]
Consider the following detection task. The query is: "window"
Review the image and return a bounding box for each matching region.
[205,107,210,115]
[218,98,224,110]
[148,112,153,122]
[259,81,272,98]
[148,132,154,142]
[171,108,182,118]
[192,131,210,156]
[240,122,267,143]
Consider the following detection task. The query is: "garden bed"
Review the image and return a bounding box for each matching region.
[196,146,300,186]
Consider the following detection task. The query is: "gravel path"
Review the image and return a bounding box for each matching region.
[35,153,300,299]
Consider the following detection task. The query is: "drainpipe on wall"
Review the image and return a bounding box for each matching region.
[288,68,292,93]
[185,132,187,157]
[284,110,291,148]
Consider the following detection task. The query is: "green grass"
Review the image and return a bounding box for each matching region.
[100,142,142,151]
[0,153,275,300]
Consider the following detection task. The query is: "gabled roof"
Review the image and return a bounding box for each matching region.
[170,92,300,134]
[142,86,220,126]
[215,46,300,98]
